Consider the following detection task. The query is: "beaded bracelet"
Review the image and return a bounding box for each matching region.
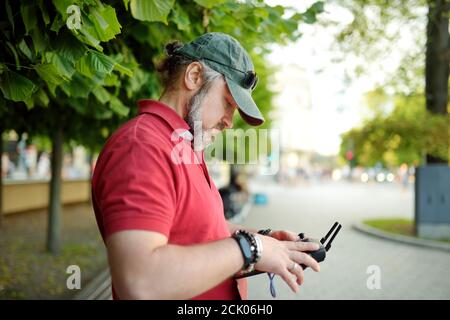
[258,228,272,236]
[234,230,262,272]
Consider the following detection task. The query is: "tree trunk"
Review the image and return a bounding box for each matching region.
[425,0,449,163]
[46,124,64,254]
[0,122,3,228]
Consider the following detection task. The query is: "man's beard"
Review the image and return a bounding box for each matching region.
[186,86,215,151]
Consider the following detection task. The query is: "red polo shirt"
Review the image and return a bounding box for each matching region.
[91,99,247,300]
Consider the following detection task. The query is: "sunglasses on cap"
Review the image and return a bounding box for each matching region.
[174,51,258,91]
[243,70,258,90]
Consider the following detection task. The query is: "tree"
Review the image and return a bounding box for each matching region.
[332,0,449,166]
[0,0,135,252]
[0,122,3,227]
[340,90,449,167]
[425,0,449,163]
[0,0,324,251]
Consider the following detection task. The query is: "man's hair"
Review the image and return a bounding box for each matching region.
[157,41,222,91]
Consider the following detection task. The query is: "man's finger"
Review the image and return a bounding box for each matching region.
[283,231,299,241]
[295,241,320,252]
[290,251,320,272]
[271,230,298,241]
[280,270,299,293]
[287,261,305,285]
[285,241,319,252]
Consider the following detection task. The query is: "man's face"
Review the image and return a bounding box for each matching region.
[187,78,237,149]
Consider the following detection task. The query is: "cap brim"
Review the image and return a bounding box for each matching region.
[225,77,265,126]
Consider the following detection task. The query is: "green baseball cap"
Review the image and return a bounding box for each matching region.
[173,32,265,126]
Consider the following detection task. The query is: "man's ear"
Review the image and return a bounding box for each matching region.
[184,62,203,91]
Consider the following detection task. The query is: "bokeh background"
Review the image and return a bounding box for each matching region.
[0,0,449,299]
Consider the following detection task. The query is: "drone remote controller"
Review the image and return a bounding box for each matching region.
[235,222,342,279]
[298,222,341,269]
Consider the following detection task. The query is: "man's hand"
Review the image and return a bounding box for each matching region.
[269,230,301,242]
[254,235,320,293]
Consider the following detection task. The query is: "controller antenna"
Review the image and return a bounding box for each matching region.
[324,224,342,252]
[320,222,339,244]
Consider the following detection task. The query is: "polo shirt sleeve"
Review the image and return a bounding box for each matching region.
[95,139,178,239]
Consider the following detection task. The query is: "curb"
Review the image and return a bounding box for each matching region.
[353,222,450,253]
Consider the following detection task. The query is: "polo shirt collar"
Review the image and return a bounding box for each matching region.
[137,99,190,132]
[137,99,207,182]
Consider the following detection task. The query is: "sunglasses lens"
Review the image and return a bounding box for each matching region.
[245,71,258,90]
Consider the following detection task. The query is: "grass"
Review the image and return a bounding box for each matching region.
[0,203,108,299]
[364,218,450,243]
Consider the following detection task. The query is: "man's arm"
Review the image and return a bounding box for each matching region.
[106,230,245,300]
[106,228,320,299]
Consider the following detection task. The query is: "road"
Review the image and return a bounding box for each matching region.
[240,179,450,300]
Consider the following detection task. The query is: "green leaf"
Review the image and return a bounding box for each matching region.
[34,52,75,94]
[24,95,35,109]
[0,70,37,102]
[302,1,325,24]
[38,0,51,25]
[86,51,116,75]
[76,55,93,78]
[125,67,147,98]
[44,52,76,79]
[30,27,49,54]
[170,3,191,31]
[33,89,50,107]
[310,1,325,14]
[60,74,95,98]
[109,95,129,116]
[21,4,38,35]
[18,39,33,61]
[113,63,133,77]
[123,0,130,11]
[193,0,227,8]
[52,0,81,20]
[6,42,20,69]
[50,14,65,33]
[53,31,87,63]
[93,86,110,104]
[77,19,103,51]
[301,11,316,24]
[94,107,113,120]
[104,73,119,87]
[6,0,15,34]
[146,23,175,48]
[130,0,175,23]
[89,5,122,42]
[34,64,65,87]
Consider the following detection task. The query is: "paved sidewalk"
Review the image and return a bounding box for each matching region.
[78,180,450,300]
[73,269,112,300]
[242,180,450,300]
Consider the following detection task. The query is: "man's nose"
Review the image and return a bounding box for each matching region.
[223,107,235,129]
[222,117,233,129]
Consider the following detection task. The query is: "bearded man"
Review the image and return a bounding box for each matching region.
[91,32,320,300]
